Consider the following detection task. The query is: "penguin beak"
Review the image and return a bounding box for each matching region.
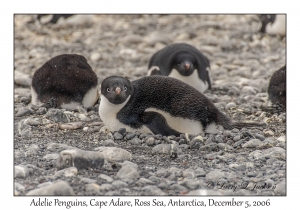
[115,87,121,95]
[184,63,191,70]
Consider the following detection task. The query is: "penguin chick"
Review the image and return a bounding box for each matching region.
[99,75,263,136]
[258,14,286,36]
[268,65,286,110]
[147,43,212,93]
[31,54,99,109]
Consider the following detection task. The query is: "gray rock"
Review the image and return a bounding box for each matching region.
[242,139,263,148]
[113,132,123,140]
[136,178,155,186]
[56,148,104,170]
[206,170,225,180]
[95,147,132,162]
[116,164,140,182]
[102,139,116,147]
[128,137,142,145]
[195,168,206,177]
[27,144,40,155]
[226,102,237,110]
[59,122,83,130]
[274,181,286,195]
[54,167,78,177]
[99,183,114,191]
[141,185,166,195]
[112,180,128,189]
[46,142,74,152]
[146,137,155,146]
[85,183,101,194]
[81,178,97,184]
[249,147,286,160]
[45,109,70,123]
[170,184,187,192]
[14,182,25,194]
[182,169,195,178]
[124,132,136,140]
[36,107,47,115]
[14,165,32,178]
[26,180,75,195]
[16,107,33,117]
[98,174,114,183]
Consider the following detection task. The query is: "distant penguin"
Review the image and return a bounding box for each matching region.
[37,14,74,24]
[259,14,286,36]
[31,54,99,109]
[267,65,286,110]
[147,43,212,93]
[99,75,263,136]
[37,14,93,26]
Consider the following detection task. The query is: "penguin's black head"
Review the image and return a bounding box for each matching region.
[101,76,133,105]
[172,52,197,76]
[258,14,276,33]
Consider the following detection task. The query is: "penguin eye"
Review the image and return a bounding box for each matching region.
[124,87,127,91]
[107,88,110,92]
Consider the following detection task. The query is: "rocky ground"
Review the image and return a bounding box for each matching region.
[14,14,286,196]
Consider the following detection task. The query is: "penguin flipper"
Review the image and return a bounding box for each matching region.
[140,111,181,136]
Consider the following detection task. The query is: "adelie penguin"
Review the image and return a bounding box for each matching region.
[31,54,99,109]
[99,75,263,136]
[267,65,286,110]
[258,14,286,36]
[147,43,212,93]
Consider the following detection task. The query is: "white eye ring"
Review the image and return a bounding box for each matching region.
[107,88,110,92]
[124,87,127,91]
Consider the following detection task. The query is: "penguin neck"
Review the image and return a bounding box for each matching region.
[168,69,208,93]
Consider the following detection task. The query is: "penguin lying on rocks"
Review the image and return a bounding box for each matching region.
[267,65,286,110]
[147,43,212,93]
[258,14,286,36]
[99,75,264,136]
[31,54,99,109]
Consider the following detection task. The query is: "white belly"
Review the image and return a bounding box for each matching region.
[266,15,286,36]
[31,86,98,109]
[168,69,209,93]
[99,95,152,133]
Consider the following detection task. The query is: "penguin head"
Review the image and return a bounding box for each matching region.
[258,14,276,33]
[171,53,197,76]
[101,76,133,104]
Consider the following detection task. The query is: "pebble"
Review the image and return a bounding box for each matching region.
[116,164,140,183]
[274,180,286,195]
[170,184,187,192]
[56,148,104,170]
[99,183,114,191]
[141,185,166,195]
[95,147,132,162]
[26,180,75,195]
[54,167,78,177]
[98,174,114,183]
[102,139,116,147]
[136,178,155,186]
[36,107,47,115]
[16,107,33,117]
[45,109,70,123]
[124,132,136,140]
[85,183,101,195]
[242,139,263,148]
[112,180,128,189]
[249,147,286,160]
[226,102,237,109]
[113,132,123,140]
[59,122,83,130]
[81,178,97,184]
[128,137,142,145]
[14,165,31,178]
[206,170,225,180]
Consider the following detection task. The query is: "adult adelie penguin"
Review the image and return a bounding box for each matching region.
[31,54,99,109]
[147,43,212,93]
[267,65,286,110]
[99,75,262,136]
[258,14,286,36]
